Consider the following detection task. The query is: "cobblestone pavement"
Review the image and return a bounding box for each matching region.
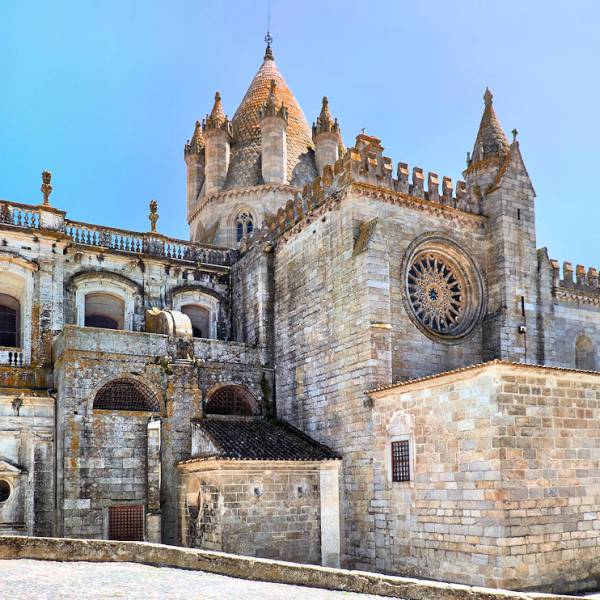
[0,559,387,599]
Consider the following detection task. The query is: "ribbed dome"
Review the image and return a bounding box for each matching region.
[225,51,317,189]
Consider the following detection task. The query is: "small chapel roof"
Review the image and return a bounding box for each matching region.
[185,419,340,462]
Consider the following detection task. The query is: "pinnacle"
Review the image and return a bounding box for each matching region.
[264,43,274,61]
[205,90,228,131]
[313,95,340,138]
[470,87,509,164]
[484,87,493,106]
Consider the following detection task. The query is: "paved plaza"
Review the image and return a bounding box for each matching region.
[0,559,386,599]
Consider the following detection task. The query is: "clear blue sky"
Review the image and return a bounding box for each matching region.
[1,0,598,265]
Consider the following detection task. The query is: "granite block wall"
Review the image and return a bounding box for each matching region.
[179,463,321,564]
[370,362,600,593]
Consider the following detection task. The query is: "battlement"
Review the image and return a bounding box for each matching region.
[340,134,480,214]
[241,133,484,251]
[550,259,600,295]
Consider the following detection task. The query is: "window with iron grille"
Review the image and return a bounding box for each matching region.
[391,440,411,482]
[108,504,144,541]
[93,379,159,412]
[205,385,259,416]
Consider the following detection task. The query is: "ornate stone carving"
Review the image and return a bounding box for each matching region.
[407,252,464,335]
[402,235,485,341]
[41,171,52,206]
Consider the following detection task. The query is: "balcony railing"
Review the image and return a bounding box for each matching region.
[65,220,233,265]
[0,199,234,266]
[0,348,25,367]
[0,202,41,229]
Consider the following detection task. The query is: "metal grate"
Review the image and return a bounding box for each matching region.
[205,385,259,416]
[391,440,411,482]
[108,504,145,541]
[93,379,159,412]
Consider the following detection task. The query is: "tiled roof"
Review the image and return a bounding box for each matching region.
[189,419,341,461]
[225,52,317,189]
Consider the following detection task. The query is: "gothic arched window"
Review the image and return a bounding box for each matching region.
[235,211,254,243]
[576,335,596,371]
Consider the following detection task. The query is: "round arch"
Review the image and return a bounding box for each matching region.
[92,377,160,412]
[204,384,260,416]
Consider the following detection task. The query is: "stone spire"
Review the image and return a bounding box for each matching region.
[184,120,205,156]
[313,97,343,174]
[470,88,510,164]
[313,97,340,137]
[204,92,229,132]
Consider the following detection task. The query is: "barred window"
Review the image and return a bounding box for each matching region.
[108,504,144,541]
[391,440,411,482]
[205,385,259,416]
[93,379,159,412]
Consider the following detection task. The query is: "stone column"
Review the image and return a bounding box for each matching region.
[319,461,341,568]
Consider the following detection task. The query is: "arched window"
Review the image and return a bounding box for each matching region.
[235,211,253,243]
[576,335,596,371]
[205,385,260,416]
[181,305,210,339]
[0,294,19,347]
[85,293,125,330]
[93,379,160,412]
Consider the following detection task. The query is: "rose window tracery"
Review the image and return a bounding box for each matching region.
[407,253,464,335]
[402,237,485,341]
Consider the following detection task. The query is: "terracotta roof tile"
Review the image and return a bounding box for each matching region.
[226,55,317,189]
[190,419,340,461]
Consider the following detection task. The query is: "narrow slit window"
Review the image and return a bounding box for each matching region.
[391,440,411,482]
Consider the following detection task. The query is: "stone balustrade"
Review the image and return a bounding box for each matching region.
[0,348,25,367]
[0,199,234,266]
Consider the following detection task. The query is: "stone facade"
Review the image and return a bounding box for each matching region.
[1,41,600,593]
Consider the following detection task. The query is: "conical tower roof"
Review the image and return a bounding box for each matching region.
[225,47,316,189]
[471,88,510,164]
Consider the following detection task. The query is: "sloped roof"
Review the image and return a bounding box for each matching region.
[189,419,340,461]
[225,49,317,189]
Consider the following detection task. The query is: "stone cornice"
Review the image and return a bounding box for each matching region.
[272,183,486,248]
[368,359,600,397]
[188,183,299,224]
[554,286,600,307]
[349,182,487,229]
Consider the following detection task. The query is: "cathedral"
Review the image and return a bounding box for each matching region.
[1,40,600,594]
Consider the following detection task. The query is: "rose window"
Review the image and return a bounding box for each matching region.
[403,238,484,341]
[407,253,464,335]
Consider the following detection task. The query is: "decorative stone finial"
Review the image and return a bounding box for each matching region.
[41,171,52,206]
[185,120,205,156]
[312,96,340,138]
[511,128,518,142]
[264,31,274,61]
[484,87,493,106]
[149,199,159,232]
[204,91,229,131]
[259,79,287,122]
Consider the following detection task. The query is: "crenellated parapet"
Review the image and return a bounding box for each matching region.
[239,133,486,253]
[550,259,600,305]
